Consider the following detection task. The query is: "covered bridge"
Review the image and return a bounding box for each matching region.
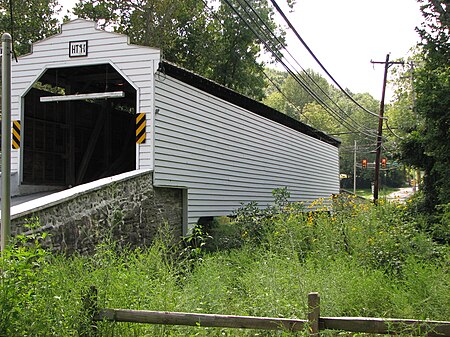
[6,19,340,235]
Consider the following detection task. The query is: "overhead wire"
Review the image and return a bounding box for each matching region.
[237,0,378,138]
[269,0,383,119]
[261,70,314,125]
[221,0,377,139]
[385,119,404,140]
[8,0,18,62]
[202,0,320,125]
[203,0,315,126]
[222,0,361,135]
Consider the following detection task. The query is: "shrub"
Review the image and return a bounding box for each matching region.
[1,192,448,336]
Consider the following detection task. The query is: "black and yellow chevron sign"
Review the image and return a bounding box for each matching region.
[136,113,146,144]
[12,120,20,149]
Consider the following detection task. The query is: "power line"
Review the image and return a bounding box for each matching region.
[261,70,313,124]
[8,0,18,62]
[236,0,377,138]
[385,119,404,140]
[221,0,377,139]
[269,0,382,119]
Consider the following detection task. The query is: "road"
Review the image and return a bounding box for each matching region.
[0,190,59,209]
[385,187,415,203]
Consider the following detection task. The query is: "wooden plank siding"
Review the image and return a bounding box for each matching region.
[154,73,340,229]
[11,19,160,180]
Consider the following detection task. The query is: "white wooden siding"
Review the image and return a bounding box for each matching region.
[154,75,340,228]
[10,19,160,182]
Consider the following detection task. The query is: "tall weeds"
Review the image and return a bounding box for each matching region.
[0,192,448,336]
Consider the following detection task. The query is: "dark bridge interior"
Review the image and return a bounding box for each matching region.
[23,64,137,187]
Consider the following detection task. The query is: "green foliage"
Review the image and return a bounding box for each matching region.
[282,69,331,118]
[262,67,408,190]
[386,58,419,139]
[75,0,206,63]
[263,67,289,97]
[74,0,285,100]
[404,191,450,244]
[228,187,301,246]
[414,62,450,202]
[301,102,339,134]
[394,0,450,213]
[0,0,60,56]
[263,68,333,121]
[1,194,449,335]
[0,224,54,335]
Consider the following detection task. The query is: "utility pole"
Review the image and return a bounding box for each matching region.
[370,54,403,203]
[409,61,421,192]
[409,61,417,119]
[353,140,357,195]
[1,33,12,251]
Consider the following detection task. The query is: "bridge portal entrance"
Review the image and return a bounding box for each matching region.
[22,64,137,187]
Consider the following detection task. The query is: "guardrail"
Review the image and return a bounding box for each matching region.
[82,287,450,336]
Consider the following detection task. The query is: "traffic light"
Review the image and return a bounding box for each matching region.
[381,158,387,169]
[362,159,367,169]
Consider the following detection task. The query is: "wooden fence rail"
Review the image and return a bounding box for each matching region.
[84,288,450,336]
[95,309,307,331]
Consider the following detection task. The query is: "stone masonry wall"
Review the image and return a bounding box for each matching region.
[11,171,183,254]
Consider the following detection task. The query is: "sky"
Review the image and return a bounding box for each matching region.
[58,0,424,101]
[277,0,423,101]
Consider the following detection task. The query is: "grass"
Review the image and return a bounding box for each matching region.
[0,194,448,336]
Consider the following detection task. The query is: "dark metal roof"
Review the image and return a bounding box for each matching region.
[158,61,340,148]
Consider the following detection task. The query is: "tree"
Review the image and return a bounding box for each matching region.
[73,0,211,62]
[301,101,339,134]
[263,67,288,96]
[74,0,286,100]
[262,66,399,190]
[263,68,332,120]
[205,0,280,100]
[385,54,421,187]
[282,69,331,118]
[0,0,60,56]
[333,92,383,188]
[0,0,60,123]
[398,0,450,210]
[386,58,420,139]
